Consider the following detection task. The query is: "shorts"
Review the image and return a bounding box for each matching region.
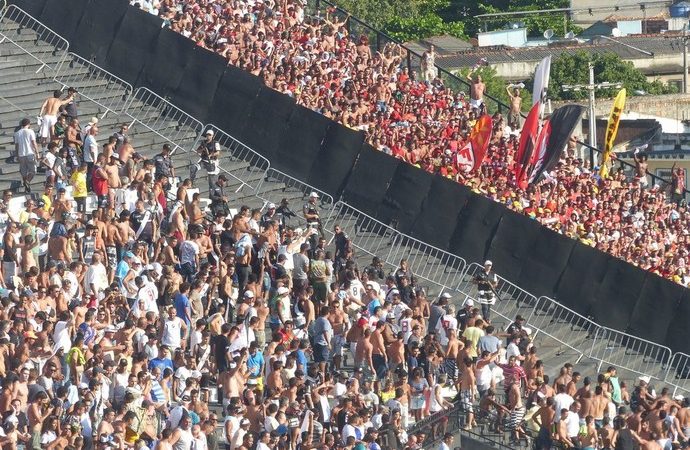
[330,335,345,358]
[445,358,458,381]
[460,389,473,414]
[40,114,57,139]
[18,155,36,178]
[411,394,425,410]
[106,246,117,268]
[372,354,388,380]
[355,362,374,382]
[313,343,329,363]
[470,98,484,110]
[509,406,525,431]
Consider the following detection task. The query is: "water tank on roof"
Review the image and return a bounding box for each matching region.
[670,1,690,18]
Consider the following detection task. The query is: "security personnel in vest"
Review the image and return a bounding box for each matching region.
[303,191,322,249]
[210,174,230,217]
[473,260,498,322]
[191,129,221,190]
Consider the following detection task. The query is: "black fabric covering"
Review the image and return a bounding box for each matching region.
[486,211,542,282]
[239,86,296,161]
[69,0,128,64]
[628,274,681,343]
[139,28,196,97]
[307,125,364,198]
[664,290,690,353]
[38,0,85,43]
[273,108,331,181]
[9,0,47,17]
[343,145,400,217]
[554,244,611,316]
[449,195,504,265]
[208,66,263,138]
[376,164,434,234]
[517,228,575,296]
[106,8,162,86]
[410,177,471,249]
[169,46,226,122]
[589,258,646,330]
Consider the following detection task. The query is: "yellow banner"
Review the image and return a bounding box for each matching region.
[599,88,626,178]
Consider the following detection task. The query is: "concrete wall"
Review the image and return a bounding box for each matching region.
[569,0,671,27]
[553,93,690,120]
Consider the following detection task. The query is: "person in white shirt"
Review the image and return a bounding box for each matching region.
[341,413,364,444]
[438,432,454,450]
[84,253,108,299]
[255,431,272,450]
[435,305,458,347]
[161,306,187,352]
[553,384,574,421]
[14,118,38,192]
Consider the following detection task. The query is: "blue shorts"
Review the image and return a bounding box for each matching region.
[372,354,388,380]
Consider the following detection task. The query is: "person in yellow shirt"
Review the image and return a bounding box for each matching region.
[40,184,53,214]
[70,163,88,213]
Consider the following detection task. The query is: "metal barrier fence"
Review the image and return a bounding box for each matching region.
[526,296,600,363]
[54,53,133,118]
[588,326,673,381]
[0,5,69,73]
[458,263,539,315]
[664,353,690,397]
[126,87,203,155]
[189,124,271,195]
[263,167,334,218]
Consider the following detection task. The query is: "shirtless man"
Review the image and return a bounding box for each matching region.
[102,136,117,162]
[328,301,348,371]
[14,367,29,410]
[104,157,122,207]
[64,118,81,156]
[534,396,556,449]
[354,328,374,381]
[159,236,179,266]
[591,385,609,428]
[115,210,133,256]
[678,399,690,442]
[118,143,135,179]
[105,216,122,279]
[255,299,270,349]
[168,202,187,244]
[460,357,477,429]
[467,73,486,110]
[39,91,73,146]
[386,331,405,375]
[47,232,69,263]
[633,150,649,187]
[445,329,460,388]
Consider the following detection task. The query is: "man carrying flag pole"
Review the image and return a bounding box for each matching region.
[599,88,627,179]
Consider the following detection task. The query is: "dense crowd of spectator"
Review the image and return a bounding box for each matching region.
[132,0,690,287]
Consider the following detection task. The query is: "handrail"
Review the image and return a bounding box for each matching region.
[664,353,690,397]
[54,52,133,118]
[310,0,687,196]
[0,5,69,73]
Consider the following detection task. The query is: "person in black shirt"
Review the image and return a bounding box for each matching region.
[276,198,297,230]
[333,224,350,270]
[192,129,221,190]
[210,175,230,217]
[130,200,155,242]
[213,323,231,373]
[60,87,78,120]
[456,298,475,331]
[363,257,385,282]
[153,144,175,182]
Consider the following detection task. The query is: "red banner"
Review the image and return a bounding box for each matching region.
[455,114,493,173]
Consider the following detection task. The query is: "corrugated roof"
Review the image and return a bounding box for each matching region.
[404,34,473,56]
[436,35,680,69]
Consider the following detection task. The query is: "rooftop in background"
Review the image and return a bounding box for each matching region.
[404,35,473,56]
[436,34,683,70]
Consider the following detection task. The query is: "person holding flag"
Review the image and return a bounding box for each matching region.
[599,88,627,179]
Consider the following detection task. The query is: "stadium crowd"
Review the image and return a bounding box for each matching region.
[4,85,690,450]
[130,0,690,287]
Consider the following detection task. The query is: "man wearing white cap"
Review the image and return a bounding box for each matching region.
[303,192,322,244]
[473,260,498,321]
[191,129,221,190]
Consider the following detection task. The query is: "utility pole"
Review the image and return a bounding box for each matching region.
[562,61,622,150]
[683,24,688,94]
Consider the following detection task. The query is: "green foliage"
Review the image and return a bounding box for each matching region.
[539,51,678,101]
[454,66,531,110]
[385,14,465,42]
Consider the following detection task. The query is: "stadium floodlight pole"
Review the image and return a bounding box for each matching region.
[561,61,622,150]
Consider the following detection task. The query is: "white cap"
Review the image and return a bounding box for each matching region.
[466,298,474,307]
[90,117,99,125]
[244,290,254,298]
[277,286,290,295]
[484,260,493,266]
[440,292,452,299]
[205,129,214,136]
[104,326,117,333]
[638,375,651,384]
[674,395,685,401]
[267,202,276,209]
[367,281,380,294]
[190,370,202,379]
[309,191,319,198]
[294,227,303,235]
[28,213,39,220]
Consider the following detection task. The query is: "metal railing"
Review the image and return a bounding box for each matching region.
[458,263,539,313]
[125,87,202,155]
[54,53,133,118]
[263,167,334,216]
[588,326,673,381]
[0,5,68,73]
[664,353,690,397]
[526,296,599,363]
[189,124,271,195]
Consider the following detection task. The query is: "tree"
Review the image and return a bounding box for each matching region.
[454,66,532,111]
[538,51,678,101]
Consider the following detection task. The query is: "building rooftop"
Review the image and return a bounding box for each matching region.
[404,35,473,56]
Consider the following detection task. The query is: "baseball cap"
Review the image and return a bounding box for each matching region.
[277,286,290,295]
[267,202,276,209]
[466,298,474,307]
[484,260,493,266]
[205,129,214,136]
[124,251,135,259]
[244,290,255,298]
[440,292,452,299]
[309,191,319,198]
[28,213,39,220]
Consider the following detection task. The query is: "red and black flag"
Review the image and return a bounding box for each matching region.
[513,101,541,185]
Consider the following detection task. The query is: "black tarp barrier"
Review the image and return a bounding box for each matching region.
[664,289,690,353]
[239,86,296,162]
[409,177,471,249]
[139,28,196,97]
[342,145,400,217]
[517,228,575,296]
[485,211,542,282]
[306,125,364,198]
[273,108,331,181]
[69,0,128,64]
[376,164,434,235]
[589,258,646,330]
[628,274,682,344]
[38,0,84,43]
[9,0,47,17]
[449,195,504,266]
[169,46,226,123]
[554,244,611,316]
[208,66,263,138]
[106,7,163,86]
